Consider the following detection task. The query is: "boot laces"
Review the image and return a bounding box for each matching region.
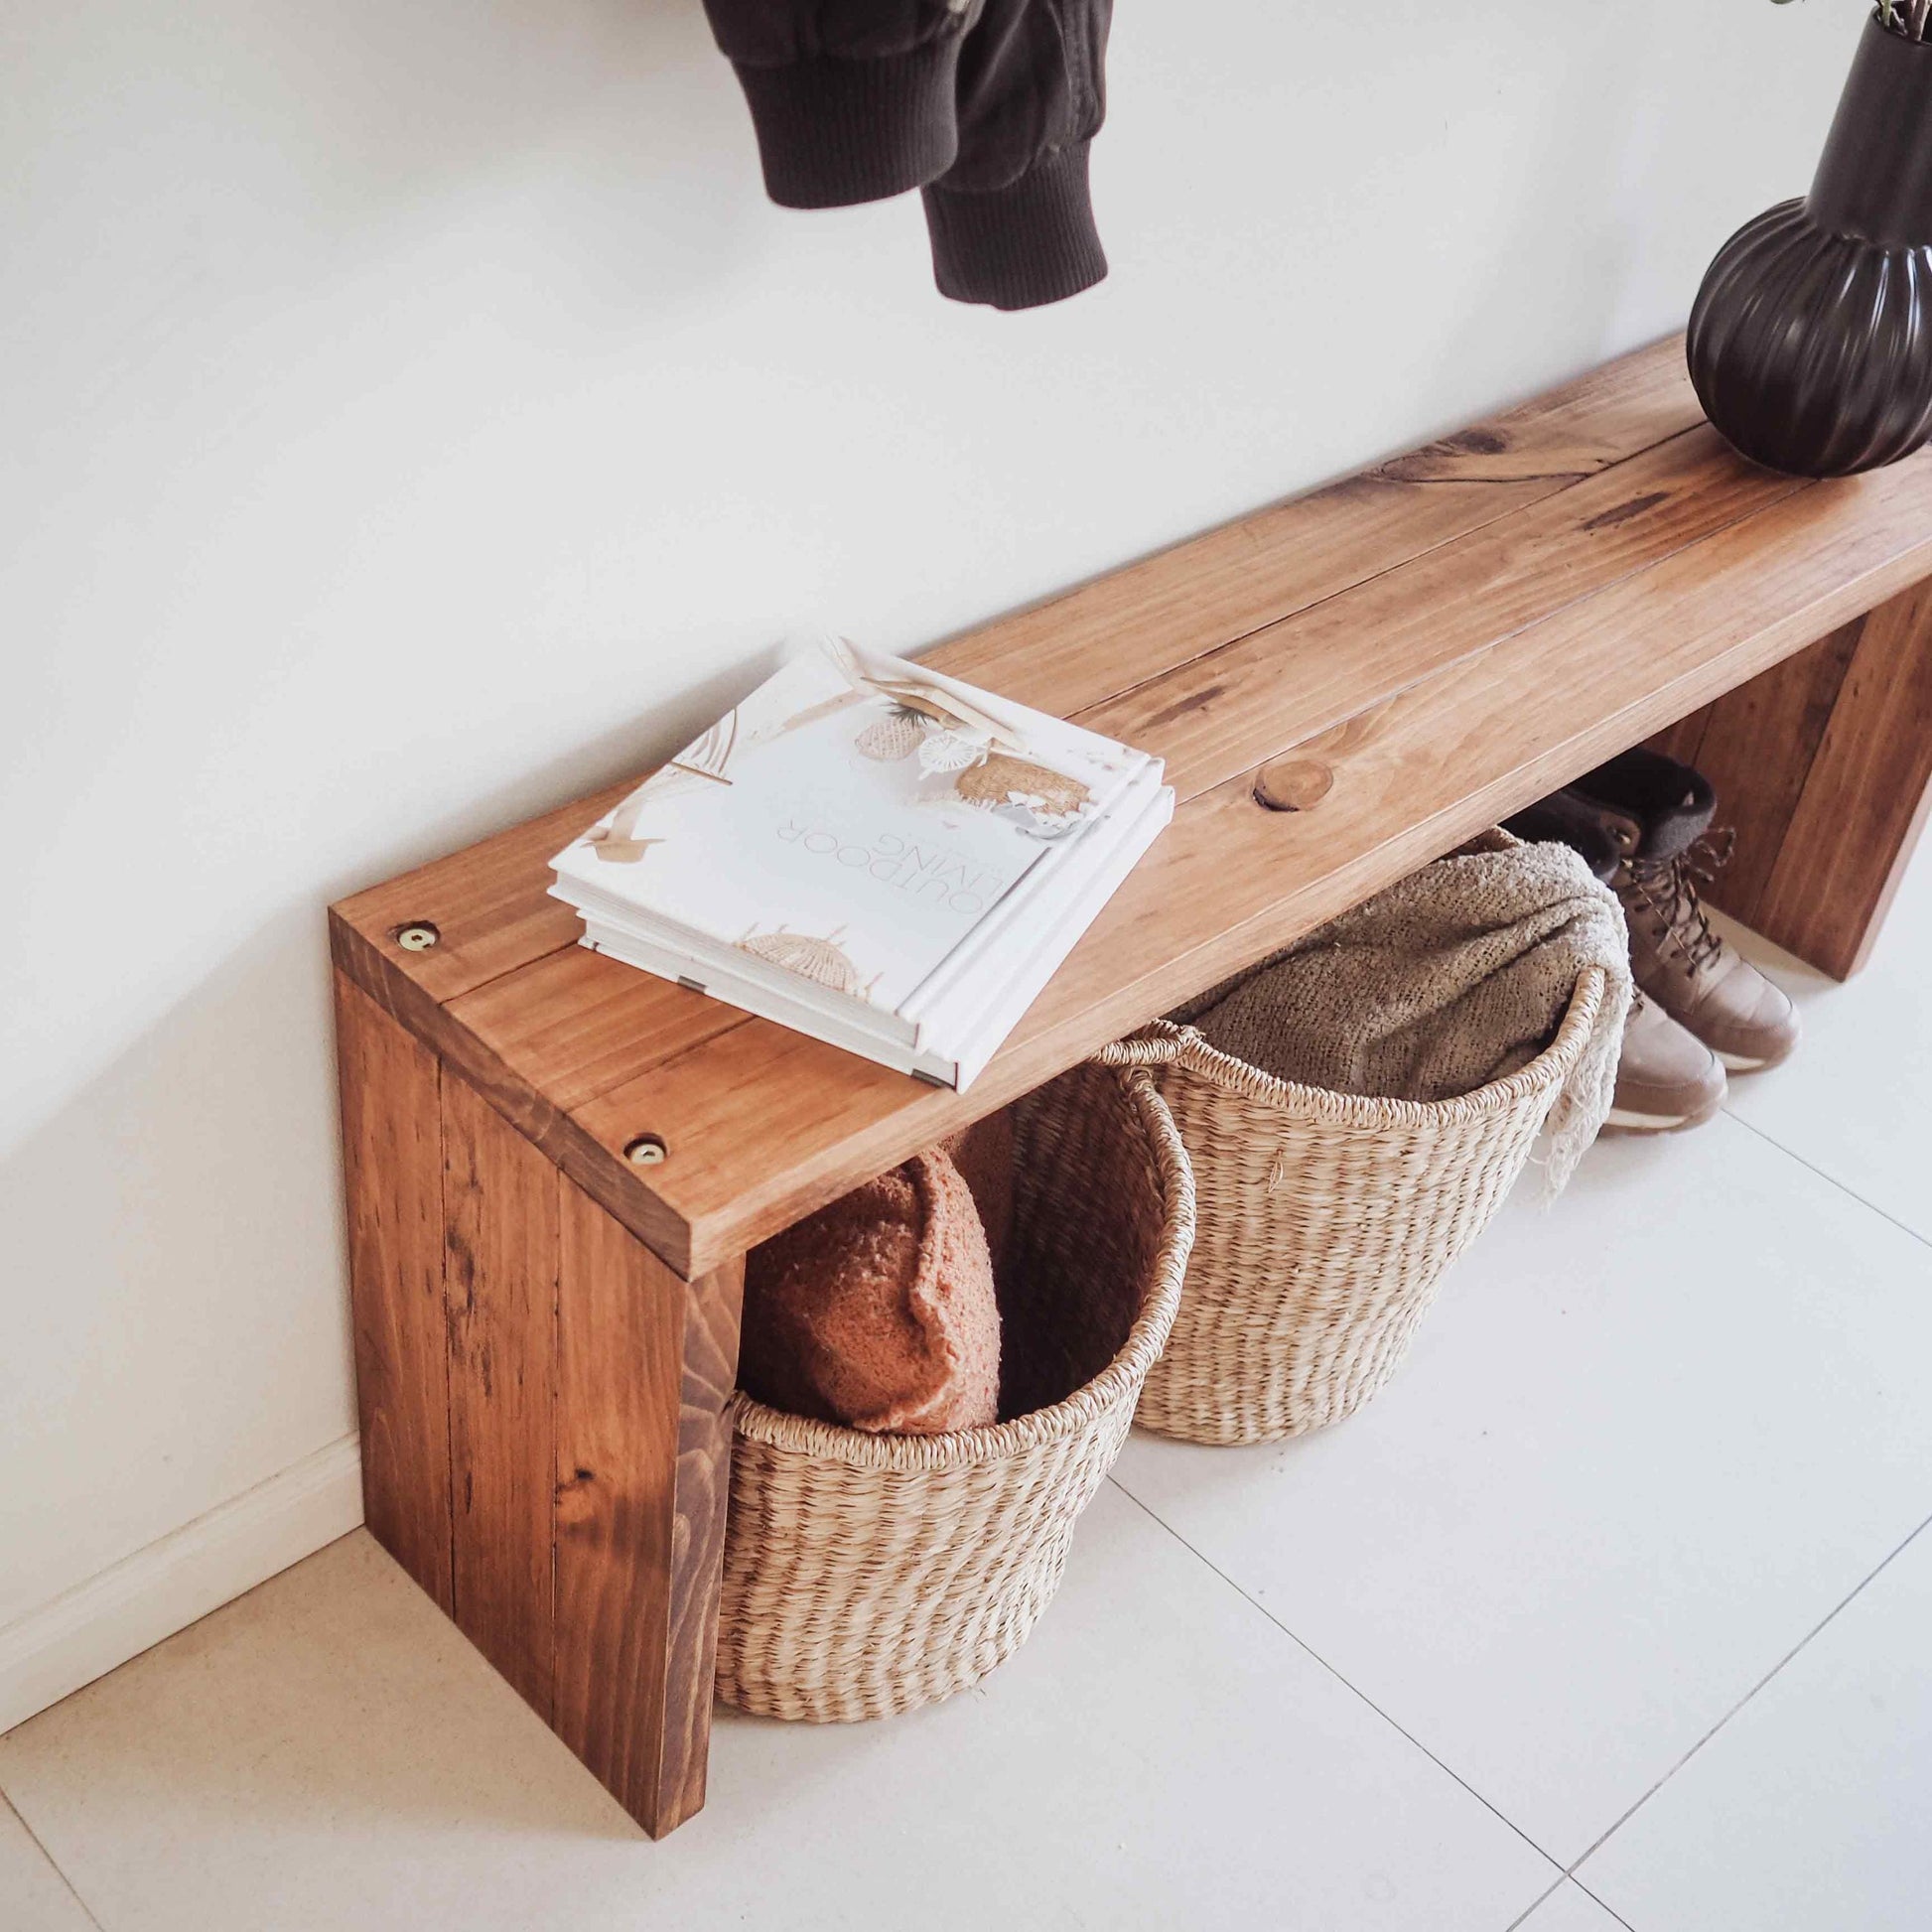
[1627,828,1734,974]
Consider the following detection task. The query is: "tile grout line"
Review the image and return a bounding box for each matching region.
[1560,1876,1639,1932]
[1,1787,106,1931]
[1720,1107,1932,1255]
[1499,1873,1569,1931]
[1557,1504,1932,1890]
[1103,1474,1569,1888]
[1501,1874,1637,1932]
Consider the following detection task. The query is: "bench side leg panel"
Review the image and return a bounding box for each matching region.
[1753,579,1932,979]
[338,979,742,1837]
[1648,581,1932,980]
[553,1178,744,1838]
[659,1247,745,1831]
[335,971,455,1612]
[443,1073,559,1721]
[1651,620,1861,923]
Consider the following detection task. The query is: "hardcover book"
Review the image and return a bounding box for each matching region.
[548,636,1173,1089]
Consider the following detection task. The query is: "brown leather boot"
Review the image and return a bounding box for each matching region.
[1605,991,1728,1133]
[1504,792,1726,1133]
[1565,751,1801,1073]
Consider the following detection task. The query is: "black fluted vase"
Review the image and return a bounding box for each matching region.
[1689,15,1932,477]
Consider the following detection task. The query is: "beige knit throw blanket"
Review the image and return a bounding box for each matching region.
[1178,837,1633,1197]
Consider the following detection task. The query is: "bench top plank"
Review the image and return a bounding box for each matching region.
[330,336,1932,1276]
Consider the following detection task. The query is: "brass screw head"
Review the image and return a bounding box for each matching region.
[395,921,441,953]
[623,1133,667,1168]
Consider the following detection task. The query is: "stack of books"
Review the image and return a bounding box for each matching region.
[549,636,1173,1091]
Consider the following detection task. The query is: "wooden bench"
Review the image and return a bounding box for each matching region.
[329,336,1932,1837]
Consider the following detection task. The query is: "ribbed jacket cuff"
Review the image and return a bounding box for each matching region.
[733,40,962,209]
[922,142,1108,310]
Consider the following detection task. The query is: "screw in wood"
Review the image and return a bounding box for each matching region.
[395,921,441,952]
[623,1133,668,1167]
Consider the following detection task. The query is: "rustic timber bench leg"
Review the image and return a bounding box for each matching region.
[1649,577,1932,980]
[335,971,745,1838]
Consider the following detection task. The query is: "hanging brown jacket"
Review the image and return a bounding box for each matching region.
[701,0,1112,311]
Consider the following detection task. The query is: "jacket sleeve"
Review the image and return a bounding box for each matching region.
[702,0,982,209]
[920,0,1111,310]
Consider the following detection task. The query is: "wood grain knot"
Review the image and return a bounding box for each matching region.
[1582,489,1670,534]
[1253,759,1335,813]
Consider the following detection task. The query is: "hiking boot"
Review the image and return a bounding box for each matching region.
[1605,992,1728,1133]
[1565,750,1801,1074]
[1505,791,1727,1133]
[1502,796,1621,884]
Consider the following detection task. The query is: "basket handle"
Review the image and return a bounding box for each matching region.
[1089,1019,1190,1069]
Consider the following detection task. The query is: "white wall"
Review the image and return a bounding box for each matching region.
[1,0,1852,1706]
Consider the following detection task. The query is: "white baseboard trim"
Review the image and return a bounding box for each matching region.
[0,1435,364,1735]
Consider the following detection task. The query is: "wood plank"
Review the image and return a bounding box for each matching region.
[1679,620,1863,925]
[929,336,1699,717]
[1753,580,1932,976]
[580,456,1932,1275]
[551,1183,744,1836]
[329,907,690,1270]
[447,946,746,1114]
[333,970,453,1610]
[333,778,633,1007]
[1076,426,1807,800]
[442,1072,558,1721]
[553,1185,677,1830]
[573,1020,943,1281]
[657,1245,744,1832]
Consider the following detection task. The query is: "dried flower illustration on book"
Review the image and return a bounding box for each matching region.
[737,925,880,1001]
[915,725,991,776]
[856,706,926,761]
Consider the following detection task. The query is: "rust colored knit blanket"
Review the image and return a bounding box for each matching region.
[741,1145,1002,1434]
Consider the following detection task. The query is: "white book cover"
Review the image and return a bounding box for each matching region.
[578,919,959,1086]
[550,636,1152,1026]
[944,778,1175,1090]
[580,772,1173,1091]
[898,759,1167,1032]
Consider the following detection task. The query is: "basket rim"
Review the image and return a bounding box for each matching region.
[1097,965,1608,1127]
[728,1062,1195,1473]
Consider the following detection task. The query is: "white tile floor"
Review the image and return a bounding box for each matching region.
[5,855,1929,1932]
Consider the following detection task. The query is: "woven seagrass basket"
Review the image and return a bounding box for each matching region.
[1096,965,1606,1447]
[715,1057,1195,1723]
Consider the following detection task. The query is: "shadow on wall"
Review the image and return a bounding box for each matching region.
[3,0,810,1634]
[0,619,774,1633]
[0,907,354,1629]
